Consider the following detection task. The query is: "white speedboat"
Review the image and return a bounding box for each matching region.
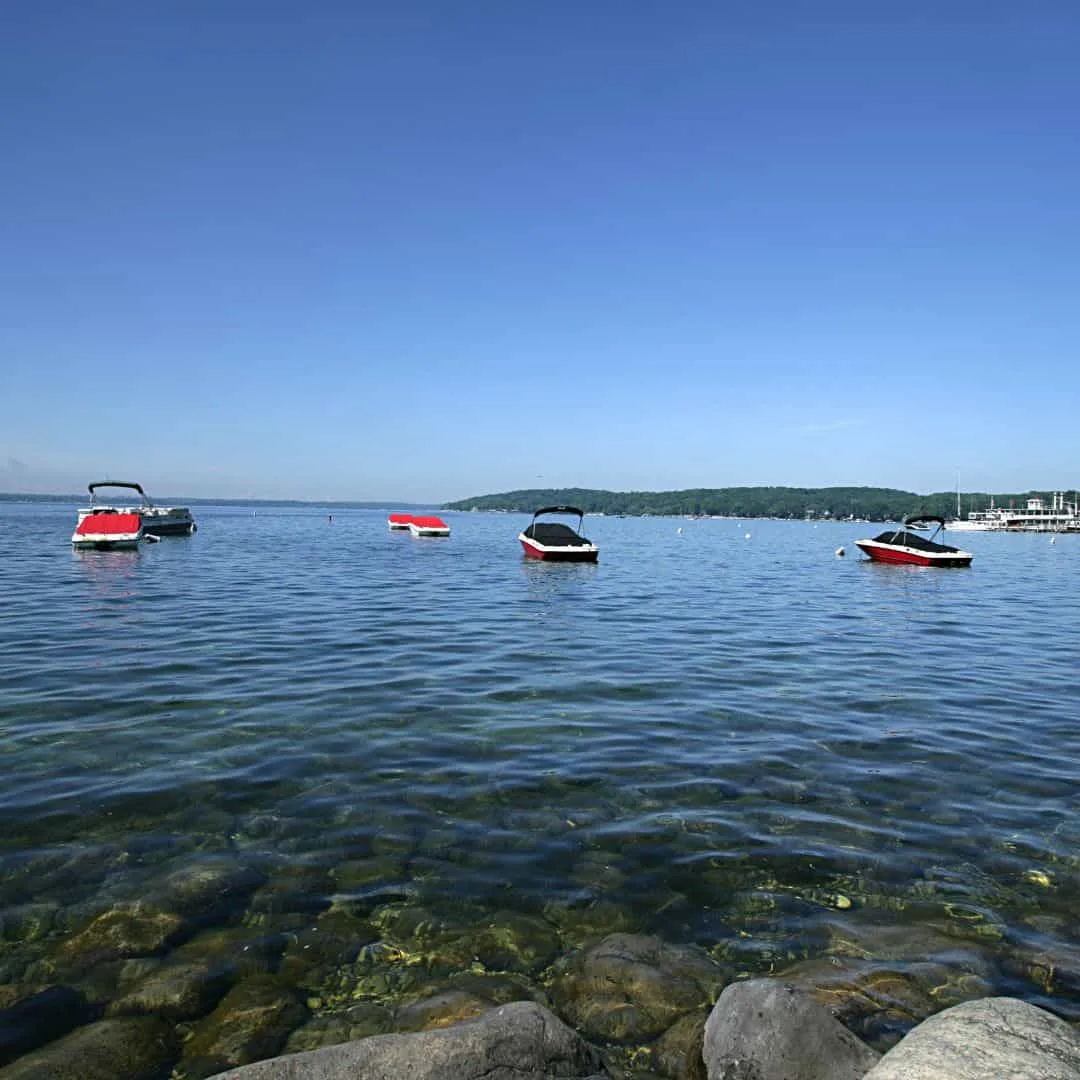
[519,506,599,562]
[73,482,197,545]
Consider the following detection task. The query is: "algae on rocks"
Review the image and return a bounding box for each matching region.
[174,974,307,1080]
[549,933,729,1043]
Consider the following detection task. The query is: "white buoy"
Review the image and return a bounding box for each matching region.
[677,526,683,534]
[836,546,845,557]
[1051,536,1057,544]
[744,532,751,540]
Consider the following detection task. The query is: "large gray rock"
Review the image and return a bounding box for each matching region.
[703,979,880,1080]
[862,996,1080,1080]
[212,1001,607,1079]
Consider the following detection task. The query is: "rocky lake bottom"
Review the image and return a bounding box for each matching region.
[2,503,1080,1076]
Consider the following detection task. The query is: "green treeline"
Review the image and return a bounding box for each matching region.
[443,486,1061,522]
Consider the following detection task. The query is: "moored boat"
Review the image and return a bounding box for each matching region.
[75,482,197,539]
[519,506,599,562]
[408,515,450,537]
[71,511,145,550]
[388,513,414,530]
[855,515,972,567]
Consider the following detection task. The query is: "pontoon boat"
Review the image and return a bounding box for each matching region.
[74,482,197,545]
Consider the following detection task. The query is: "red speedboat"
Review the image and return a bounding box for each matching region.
[519,506,599,562]
[856,515,973,568]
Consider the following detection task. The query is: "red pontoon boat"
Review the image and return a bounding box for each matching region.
[519,506,599,562]
[855,515,973,568]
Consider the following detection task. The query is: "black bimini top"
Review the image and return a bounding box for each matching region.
[89,482,147,496]
[871,529,960,554]
[532,505,585,519]
[903,514,946,528]
[523,521,592,546]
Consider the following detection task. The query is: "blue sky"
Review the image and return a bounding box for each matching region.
[2,2,1078,502]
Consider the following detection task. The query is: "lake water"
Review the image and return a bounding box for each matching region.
[3,501,1080,1068]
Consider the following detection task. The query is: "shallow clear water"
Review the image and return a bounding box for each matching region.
[3,502,1080,1042]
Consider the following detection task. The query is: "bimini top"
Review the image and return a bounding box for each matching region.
[870,515,961,554]
[531,505,585,519]
[88,482,152,507]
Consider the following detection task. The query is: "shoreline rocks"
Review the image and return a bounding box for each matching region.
[211,1001,607,1079]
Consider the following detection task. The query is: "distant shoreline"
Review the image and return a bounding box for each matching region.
[0,492,426,509]
[441,485,1075,522]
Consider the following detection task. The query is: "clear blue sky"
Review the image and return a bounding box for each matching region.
[2,1,1078,501]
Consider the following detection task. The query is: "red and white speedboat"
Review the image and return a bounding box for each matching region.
[519,506,599,562]
[856,515,973,568]
[408,515,450,537]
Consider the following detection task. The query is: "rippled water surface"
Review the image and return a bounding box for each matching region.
[3,501,1080,1063]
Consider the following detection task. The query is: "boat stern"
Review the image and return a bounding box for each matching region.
[72,512,144,549]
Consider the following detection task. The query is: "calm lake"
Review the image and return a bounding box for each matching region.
[2,501,1080,1069]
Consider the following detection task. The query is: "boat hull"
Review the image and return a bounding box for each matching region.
[77,508,196,536]
[855,540,972,567]
[519,535,599,562]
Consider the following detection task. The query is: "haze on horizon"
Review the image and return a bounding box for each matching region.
[3,3,1078,505]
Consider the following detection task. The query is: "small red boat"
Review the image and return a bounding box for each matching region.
[408,515,450,537]
[856,515,973,568]
[388,513,414,530]
[519,506,599,562]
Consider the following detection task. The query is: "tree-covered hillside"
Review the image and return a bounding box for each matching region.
[443,486,1062,522]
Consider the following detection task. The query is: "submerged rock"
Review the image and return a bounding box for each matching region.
[862,996,1080,1080]
[0,986,87,1067]
[175,974,307,1079]
[550,933,728,1043]
[154,858,266,921]
[211,1000,607,1079]
[0,1016,178,1080]
[283,1002,393,1054]
[703,979,881,1080]
[470,911,561,974]
[276,906,377,989]
[645,1008,708,1080]
[393,988,492,1032]
[171,924,288,983]
[778,937,995,1048]
[58,905,186,971]
[107,960,229,1021]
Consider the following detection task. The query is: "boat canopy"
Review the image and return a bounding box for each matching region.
[531,506,585,519]
[89,482,147,496]
[903,515,946,529]
[86,481,150,505]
